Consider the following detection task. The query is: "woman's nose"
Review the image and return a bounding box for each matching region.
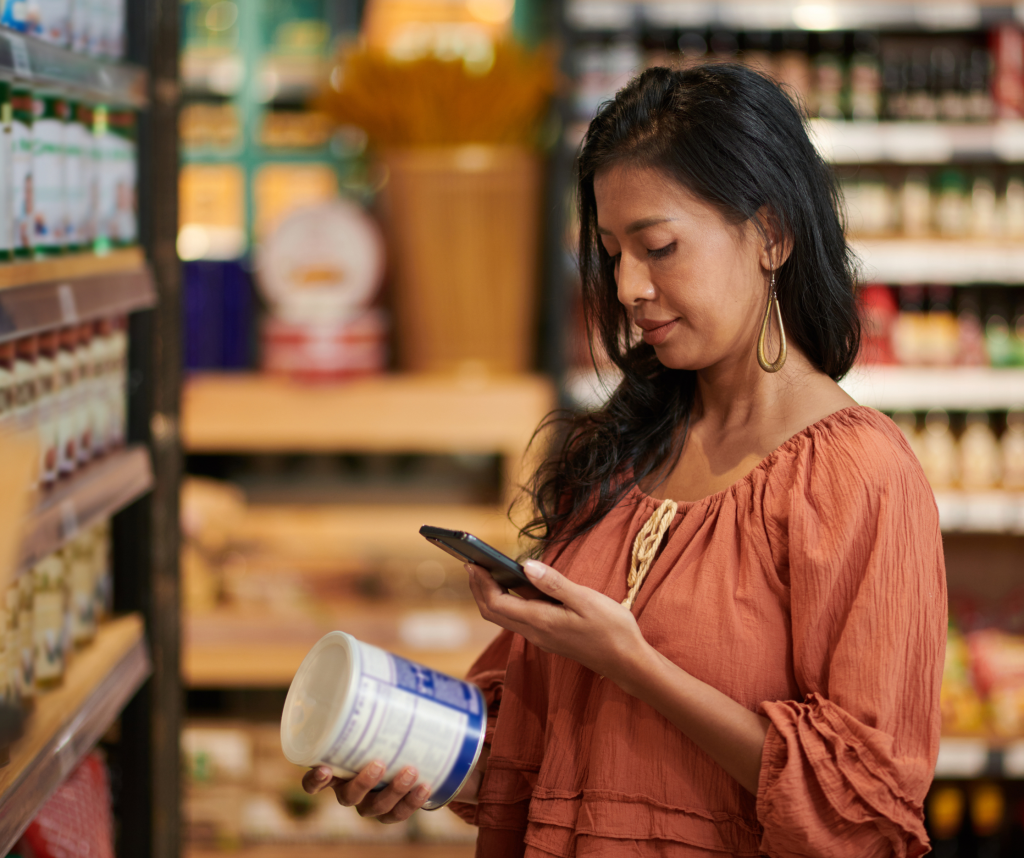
[616,254,655,306]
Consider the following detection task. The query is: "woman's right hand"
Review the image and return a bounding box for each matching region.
[301,762,430,823]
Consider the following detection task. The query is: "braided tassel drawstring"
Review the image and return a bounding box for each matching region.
[621,498,678,610]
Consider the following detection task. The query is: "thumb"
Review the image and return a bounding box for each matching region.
[522,559,582,604]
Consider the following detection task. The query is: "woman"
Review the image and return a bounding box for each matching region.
[303,64,946,857]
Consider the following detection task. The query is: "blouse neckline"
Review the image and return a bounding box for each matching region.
[631,404,877,510]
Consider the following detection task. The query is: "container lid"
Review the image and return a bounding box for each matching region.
[280,631,357,767]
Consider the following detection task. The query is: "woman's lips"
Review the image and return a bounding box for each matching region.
[640,319,678,345]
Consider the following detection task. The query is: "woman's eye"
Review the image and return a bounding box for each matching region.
[647,242,675,260]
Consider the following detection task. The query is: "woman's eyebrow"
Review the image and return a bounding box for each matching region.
[597,217,676,236]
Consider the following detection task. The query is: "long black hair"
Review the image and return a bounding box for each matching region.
[520,62,860,557]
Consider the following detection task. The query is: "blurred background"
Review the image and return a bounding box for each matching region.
[4,0,1024,856]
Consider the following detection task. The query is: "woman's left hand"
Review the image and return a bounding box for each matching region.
[466,560,648,685]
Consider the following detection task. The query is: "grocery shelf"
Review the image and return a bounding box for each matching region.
[810,119,1024,164]
[841,366,1024,411]
[18,445,154,572]
[936,736,1024,779]
[221,502,521,563]
[184,605,499,688]
[850,238,1024,285]
[182,373,554,454]
[182,373,557,502]
[571,0,1012,33]
[0,614,151,852]
[934,491,1024,533]
[0,33,146,107]
[187,845,475,858]
[0,249,156,343]
[567,367,1024,413]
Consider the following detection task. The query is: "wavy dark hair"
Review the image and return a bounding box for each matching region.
[520,63,860,557]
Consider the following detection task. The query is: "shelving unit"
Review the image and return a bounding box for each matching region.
[180,371,554,693]
[0,614,150,852]
[17,445,154,571]
[0,4,182,856]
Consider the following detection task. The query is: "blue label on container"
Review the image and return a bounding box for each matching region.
[392,654,482,717]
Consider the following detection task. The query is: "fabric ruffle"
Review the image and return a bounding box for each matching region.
[758,693,931,858]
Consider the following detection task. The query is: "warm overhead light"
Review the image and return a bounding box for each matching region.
[792,4,841,30]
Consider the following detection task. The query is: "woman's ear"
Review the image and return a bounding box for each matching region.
[755,206,793,273]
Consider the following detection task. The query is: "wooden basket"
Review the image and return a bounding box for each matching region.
[378,146,543,374]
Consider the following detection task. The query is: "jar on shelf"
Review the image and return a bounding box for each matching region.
[934,169,969,238]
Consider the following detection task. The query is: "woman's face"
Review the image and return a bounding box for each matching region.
[593,164,770,372]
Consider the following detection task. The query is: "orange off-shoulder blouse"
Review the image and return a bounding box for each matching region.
[450,406,947,858]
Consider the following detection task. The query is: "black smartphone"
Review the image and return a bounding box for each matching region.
[418,525,560,603]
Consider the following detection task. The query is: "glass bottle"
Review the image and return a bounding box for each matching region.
[959,412,1000,490]
[922,409,958,489]
[69,531,96,647]
[1001,409,1024,489]
[17,572,34,702]
[35,330,59,485]
[56,325,78,475]
[32,552,66,689]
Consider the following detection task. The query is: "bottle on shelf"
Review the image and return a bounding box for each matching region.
[1004,174,1024,239]
[970,174,998,238]
[13,334,37,485]
[0,340,14,433]
[32,89,66,257]
[935,169,970,238]
[75,322,93,465]
[813,31,845,120]
[16,571,33,704]
[892,411,924,464]
[970,781,1006,858]
[900,171,932,238]
[927,783,965,858]
[1001,409,1024,489]
[955,293,988,367]
[56,326,78,477]
[11,84,32,259]
[36,331,59,486]
[32,553,65,690]
[959,412,1000,490]
[849,32,882,120]
[922,409,958,489]
[69,532,97,648]
[923,286,959,366]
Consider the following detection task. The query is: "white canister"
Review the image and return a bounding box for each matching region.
[281,631,485,811]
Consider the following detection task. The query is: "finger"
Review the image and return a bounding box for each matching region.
[466,565,536,636]
[522,559,588,606]
[377,783,432,823]
[330,761,385,807]
[302,766,334,795]
[355,766,419,817]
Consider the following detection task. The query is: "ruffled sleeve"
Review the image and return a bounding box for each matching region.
[448,629,514,825]
[757,417,946,858]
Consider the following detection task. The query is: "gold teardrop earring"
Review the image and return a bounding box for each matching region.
[757,269,787,373]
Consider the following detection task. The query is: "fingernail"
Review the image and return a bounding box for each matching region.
[398,768,417,787]
[524,560,546,580]
[368,762,385,778]
[414,785,430,801]
[318,768,331,782]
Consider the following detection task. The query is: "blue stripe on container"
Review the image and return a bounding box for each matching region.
[427,685,486,807]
